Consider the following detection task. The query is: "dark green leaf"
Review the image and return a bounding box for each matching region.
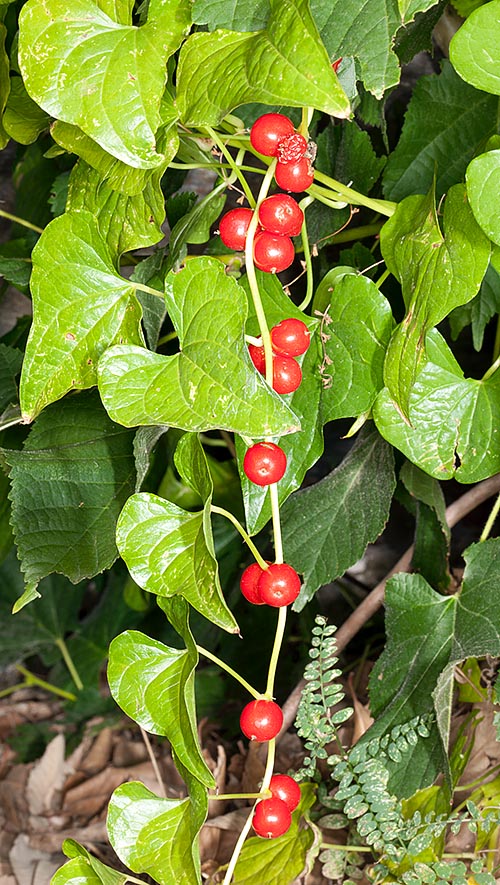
[380,184,490,418]
[374,330,500,481]
[282,425,396,609]
[0,344,22,412]
[0,469,13,562]
[98,257,299,437]
[449,0,500,96]
[3,390,136,596]
[176,0,350,127]
[167,186,226,270]
[19,210,144,422]
[466,149,500,246]
[192,0,268,29]
[400,461,451,590]
[3,76,49,144]
[449,258,500,351]
[383,61,497,201]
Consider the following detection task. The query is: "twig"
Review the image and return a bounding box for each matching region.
[278,472,500,737]
[140,727,167,798]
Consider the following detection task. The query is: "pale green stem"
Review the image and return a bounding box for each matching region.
[297,196,315,312]
[326,222,383,245]
[298,107,314,137]
[14,665,77,701]
[375,268,391,289]
[157,330,178,346]
[454,762,500,791]
[0,416,23,431]
[321,842,372,853]
[209,791,269,800]
[269,483,283,565]
[140,726,166,798]
[245,334,262,346]
[206,128,256,208]
[493,315,500,362]
[0,208,44,234]
[261,738,276,791]
[265,606,287,697]
[210,504,268,569]
[199,434,227,447]
[132,281,165,300]
[244,160,277,388]
[482,352,500,381]
[480,492,500,542]
[54,637,83,691]
[222,807,256,885]
[312,170,397,217]
[307,188,348,210]
[196,645,260,699]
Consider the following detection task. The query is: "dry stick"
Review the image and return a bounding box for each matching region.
[278,472,500,738]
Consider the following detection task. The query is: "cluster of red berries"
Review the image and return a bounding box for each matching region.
[240,698,301,837]
[249,316,310,395]
[218,113,315,274]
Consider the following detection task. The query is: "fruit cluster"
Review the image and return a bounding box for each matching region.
[249,316,310,395]
[218,113,315,274]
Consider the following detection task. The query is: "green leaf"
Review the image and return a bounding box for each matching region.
[176,0,350,127]
[52,839,129,884]
[383,61,498,201]
[319,273,395,421]
[282,424,396,610]
[0,24,10,150]
[192,0,268,28]
[19,210,144,422]
[116,433,238,632]
[107,780,206,885]
[232,783,316,884]
[400,460,451,590]
[19,0,191,167]
[368,538,500,792]
[0,344,22,412]
[167,186,227,270]
[449,258,500,351]
[3,390,136,595]
[466,150,500,246]
[374,330,500,481]
[380,184,490,418]
[3,76,50,145]
[108,620,214,785]
[0,470,13,563]
[67,160,165,260]
[449,0,500,96]
[98,257,299,437]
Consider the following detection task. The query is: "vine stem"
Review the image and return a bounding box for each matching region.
[132,281,165,300]
[196,645,260,699]
[0,415,23,431]
[140,727,166,799]
[269,483,283,565]
[0,208,44,234]
[3,665,77,701]
[297,195,315,312]
[210,791,268,801]
[321,842,372,853]
[278,472,500,737]
[210,504,269,569]
[480,491,500,542]
[54,637,83,691]
[221,806,257,885]
[482,351,500,381]
[206,128,256,208]
[265,607,287,697]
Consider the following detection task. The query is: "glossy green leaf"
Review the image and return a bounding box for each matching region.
[232,783,316,884]
[0,24,10,150]
[192,0,268,29]
[3,77,50,145]
[0,344,22,412]
[320,273,395,421]
[400,460,450,590]
[0,470,13,563]
[282,424,396,610]
[67,160,165,260]
[3,391,136,595]
[176,0,350,127]
[383,61,498,201]
[52,839,129,884]
[380,184,490,418]
[107,780,206,885]
[19,210,144,422]
[368,538,500,793]
[19,0,191,167]
[449,0,500,96]
[449,258,500,351]
[108,625,214,784]
[466,150,500,246]
[98,257,299,437]
[167,185,227,270]
[374,330,500,481]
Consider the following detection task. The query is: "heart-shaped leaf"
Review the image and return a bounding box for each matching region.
[374,330,500,482]
[53,839,129,884]
[19,210,144,422]
[466,150,500,246]
[98,257,299,437]
[108,622,214,785]
[116,434,238,632]
[176,0,350,126]
[450,0,500,96]
[107,780,207,885]
[380,184,490,418]
[19,0,190,167]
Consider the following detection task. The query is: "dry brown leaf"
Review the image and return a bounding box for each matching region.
[9,833,63,885]
[348,674,374,745]
[205,745,227,818]
[0,766,29,832]
[79,728,114,776]
[240,741,265,794]
[459,701,500,786]
[26,734,65,816]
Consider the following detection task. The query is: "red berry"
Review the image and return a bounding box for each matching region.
[252,797,292,838]
[258,195,304,237]
[271,318,311,357]
[243,442,287,486]
[258,563,301,607]
[250,113,295,157]
[219,208,254,251]
[240,699,283,741]
[240,562,266,605]
[272,355,302,394]
[268,774,301,811]
[248,343,266,373]
[253,230,294,273]
[276,133,308,165]
[275,157,314,192]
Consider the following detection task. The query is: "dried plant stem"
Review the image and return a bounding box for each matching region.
[140,727,167,799]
